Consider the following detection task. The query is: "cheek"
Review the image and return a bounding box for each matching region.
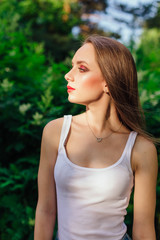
[68,73,104,103]
[80,73,103,89]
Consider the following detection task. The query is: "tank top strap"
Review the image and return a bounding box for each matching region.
[58,115,72,152]
[125,131,138,173]
[128,131,138,148]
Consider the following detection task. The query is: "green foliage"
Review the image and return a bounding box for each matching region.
[136,29,160,137]
[0,21,84,239]
[0,0,160,239]
[0,0,82,61]
[136,29,160,238]
[0,159,36,240]
[130,28,160,238]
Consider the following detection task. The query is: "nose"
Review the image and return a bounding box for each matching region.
[65,70,74,82]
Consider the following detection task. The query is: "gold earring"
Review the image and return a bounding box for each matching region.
[104,89,110,95]
[104,85,110,95]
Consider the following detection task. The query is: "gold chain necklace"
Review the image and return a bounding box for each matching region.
[85,112,122,143]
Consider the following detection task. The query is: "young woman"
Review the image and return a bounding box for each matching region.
[34,35,158,240]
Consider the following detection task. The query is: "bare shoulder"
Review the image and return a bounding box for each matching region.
[132,134,158,172]
[42,117,64,150]
[134,135,157,154]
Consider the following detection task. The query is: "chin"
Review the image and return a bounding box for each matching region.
[68,96,86,106]
[68,96,76,103]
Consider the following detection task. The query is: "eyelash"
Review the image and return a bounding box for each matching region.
[78,67,87,72]
[71,65,88,72]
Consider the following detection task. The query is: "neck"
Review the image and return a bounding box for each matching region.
[85,98,121,136]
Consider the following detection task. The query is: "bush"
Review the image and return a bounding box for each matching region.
[134,28,160,238]
[0,27,83,239]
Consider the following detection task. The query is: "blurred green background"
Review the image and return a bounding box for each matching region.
[0,0,159,239]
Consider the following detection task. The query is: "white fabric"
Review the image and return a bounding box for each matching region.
[54,115,137,240]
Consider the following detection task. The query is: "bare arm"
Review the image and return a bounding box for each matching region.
[34,118,63,240]
[132,136,158,240]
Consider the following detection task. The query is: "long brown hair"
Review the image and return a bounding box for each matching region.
[83,35,156,143]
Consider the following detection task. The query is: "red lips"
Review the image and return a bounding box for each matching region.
[67,86,75,90]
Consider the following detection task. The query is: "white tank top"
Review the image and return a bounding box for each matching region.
[54,115,137,240]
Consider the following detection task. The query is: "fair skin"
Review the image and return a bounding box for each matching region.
[34,43,158,240]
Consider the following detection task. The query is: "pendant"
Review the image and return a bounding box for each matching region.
[96,137,102,142]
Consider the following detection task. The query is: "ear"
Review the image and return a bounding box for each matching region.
[103,83,110,96]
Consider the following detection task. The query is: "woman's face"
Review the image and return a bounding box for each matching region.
[65,43,105,105]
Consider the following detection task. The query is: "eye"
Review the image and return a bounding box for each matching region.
[78,65,88,72]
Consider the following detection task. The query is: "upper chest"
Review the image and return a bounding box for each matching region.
[64,121,130,169]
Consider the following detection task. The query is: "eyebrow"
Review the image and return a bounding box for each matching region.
[72,60,89,66]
